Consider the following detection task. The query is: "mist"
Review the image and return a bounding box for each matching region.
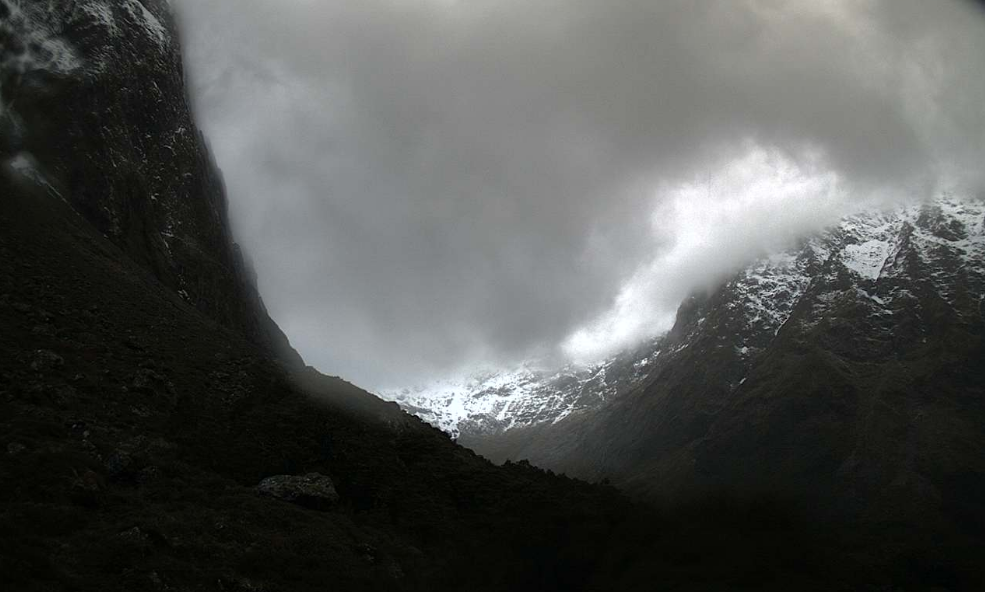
[172,0,985,388]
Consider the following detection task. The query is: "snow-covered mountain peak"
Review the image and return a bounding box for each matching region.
[379,195,985,440]
[377,357,631,438]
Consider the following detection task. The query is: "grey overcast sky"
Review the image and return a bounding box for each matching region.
[172,0,985,389]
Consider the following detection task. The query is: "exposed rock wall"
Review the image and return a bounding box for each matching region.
[1,0,300,365]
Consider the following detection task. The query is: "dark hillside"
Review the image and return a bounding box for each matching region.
[0,2,844,590]
[0,172,854,591]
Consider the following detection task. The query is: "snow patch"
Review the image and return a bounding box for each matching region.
[842,239,891,280]
[733,249,811,338]
[6,152,66,203]
[7,153,43,181]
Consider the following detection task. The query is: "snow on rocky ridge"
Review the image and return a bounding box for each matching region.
[378,195,985,439]
[379,361,623,439]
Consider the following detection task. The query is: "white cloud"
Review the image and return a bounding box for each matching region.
[563,147,849,362]
[172,0,985,387]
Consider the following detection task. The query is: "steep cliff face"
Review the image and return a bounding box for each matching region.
[1,0,299,365]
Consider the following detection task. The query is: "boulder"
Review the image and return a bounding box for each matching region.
[256,473,339,510]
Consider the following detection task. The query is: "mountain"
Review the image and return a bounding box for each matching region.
[3,2,982,589]
[1,2,881,590]
[390,195,985,574]
[389,196,984,448]
[378,348,654,439]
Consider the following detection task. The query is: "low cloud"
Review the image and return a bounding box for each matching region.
[173,0,985,388]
